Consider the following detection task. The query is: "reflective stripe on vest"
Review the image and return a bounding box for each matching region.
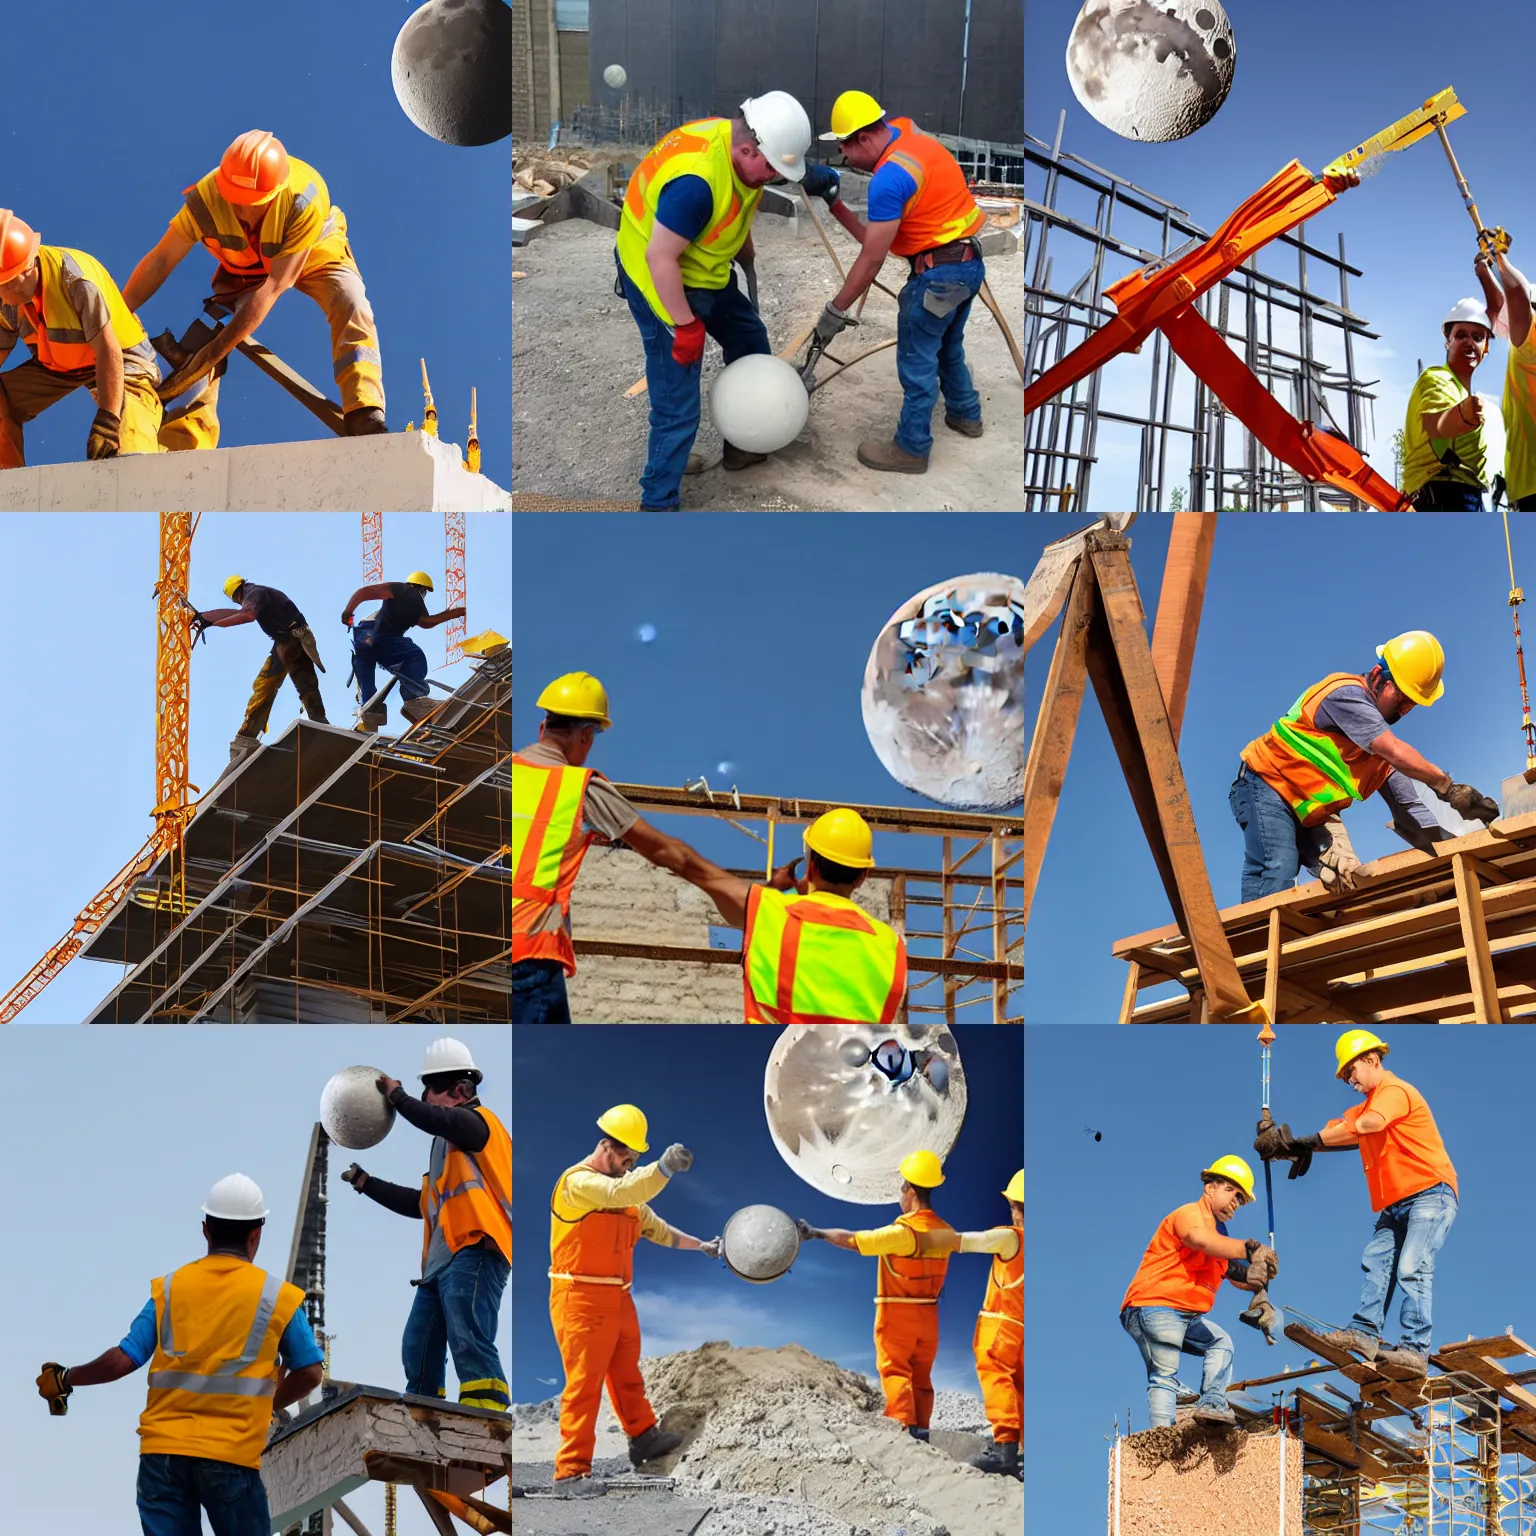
[549,1162,642,1287]
[615,118,761,324]
[742,885,906,1024]
[26,247,147,374]
[876,1209,952,1302]
[873,118,985,258]
[181,158,347,276]
[512,756,599,974]
[420,1106,513,1272]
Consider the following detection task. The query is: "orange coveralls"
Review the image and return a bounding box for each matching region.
[970,1222,1023,1443]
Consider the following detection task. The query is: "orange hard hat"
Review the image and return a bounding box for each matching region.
[215,131,290,207]
[0,211,41,285]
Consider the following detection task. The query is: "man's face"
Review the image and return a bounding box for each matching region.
[1367,667,1413,723]
[1204,1178,1245,1224]
[730,135,776,188]
[1445,322,1490,370]
[0,262,37,306]
[595,1139,638,1175]
[424,1080,472,1108]
[1344,1050,1387,1095]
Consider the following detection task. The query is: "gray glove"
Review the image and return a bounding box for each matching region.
[341,1163,369,1190]
[796,1218,824,1241]
[698,1237,722,1258]
[813,303,850,347]
[1309,814,1361,891]
[1244,1239,1280,1285]
[1442,781,1500,824]
[659,1144,693,1176]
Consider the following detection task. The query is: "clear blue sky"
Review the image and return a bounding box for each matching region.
[1027,2,1530,508]
[514,513,1023,1022]
[1027,511,1529,1021]
[1025,1023,1529,1530]
[512,1025,1022,1402]
[2,0,506,484]
[0,511,510,1023]
[0,1025,509,1535]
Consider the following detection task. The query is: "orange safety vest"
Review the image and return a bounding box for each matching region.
[872,118,985,258]
[138,1254,306,1470]
[875,1208,953,1305]
[512,755,602,974]
[979,1222,1023,1327]
[548,1162,641,1289]
[420,1106,512,1270]
[742,885,906,1024]
[24,246,148,376]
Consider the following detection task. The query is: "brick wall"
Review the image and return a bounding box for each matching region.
[1110,1424,1303,1536]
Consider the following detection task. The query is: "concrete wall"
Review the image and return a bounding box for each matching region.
[514,0,539,142]
[559,28,591,117]
[1110,1425,1303,1536]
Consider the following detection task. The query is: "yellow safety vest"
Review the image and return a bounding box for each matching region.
[26,246,147,376]
[512,756,600,974]
[419,1105,514,1270]
[176,157,350,278]
[616,118,761,324]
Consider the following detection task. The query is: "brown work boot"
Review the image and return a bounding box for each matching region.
[1376,1347,1429,1380]
[1321,1328,1379,1361]
[628,1423,683,1465]
[858,438,928,474]
[944,413,984,438]
[400,696,437,724]
[722,440,767,471]
[357,709,388,734]
[343,406,388,436]
[300,693,330,725]
[229,734,261,765]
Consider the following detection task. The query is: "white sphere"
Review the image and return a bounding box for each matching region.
[320,1065,398,1149]
[721,1204,800,1283]
[603,63,627,89]
[709,354,809,455]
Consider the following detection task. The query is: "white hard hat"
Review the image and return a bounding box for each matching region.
[1443,297,1493,336]
[740,92,811,182]
[202,1173,269,1222]
[421,1037,482,1084]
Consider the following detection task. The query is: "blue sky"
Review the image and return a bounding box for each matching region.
[0,1024,509,1536]
[512,1025,1022,1402]
[0,511,510,1023]
[1025,1023,1528,1529]
[0,0,506,485]
[1026,1,1531,508]
[1027,511,1532,1021]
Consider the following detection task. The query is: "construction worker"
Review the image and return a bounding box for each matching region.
[614,92,813,510]
[797,1149,953,1439]
[37,1174,323,1536]
[0,211,164,467]
[1229,630,1500,901]
[1255,1030,1458,1381]
[549,1104,719,1492]
[341,572,466,730]
[1401,294,1494,510]
[1120,1155,1277,1428]
[1476,246,1536,510]
[123,130,386,448]
[813,91,987,475]
[339,1038,511,1412]
[194,576,329,768]
[966,1170,1024,1479]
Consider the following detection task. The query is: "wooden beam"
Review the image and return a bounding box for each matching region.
[1118,959,1142,1023]
[1263,908,1282,1026]
[1452,851,1505,1022]
[1149,511,1218,746]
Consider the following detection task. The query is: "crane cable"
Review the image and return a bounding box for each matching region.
[1501,508,1536,777]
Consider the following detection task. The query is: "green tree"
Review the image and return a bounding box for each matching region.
[1168,486,1186,512]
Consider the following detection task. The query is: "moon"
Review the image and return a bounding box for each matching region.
[319,1065,397,1150]
[1065,0,1236,143]
[392,0,511,147]
[764,1025,967,1205]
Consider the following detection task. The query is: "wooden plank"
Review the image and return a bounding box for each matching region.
[1148,511,1218,746]
[1263,908,1282,1027]
[1453,851,1506,1022]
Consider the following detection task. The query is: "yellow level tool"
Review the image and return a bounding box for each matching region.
[1321,87,1466,180]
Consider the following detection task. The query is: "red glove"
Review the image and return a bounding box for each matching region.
[671,318,706,367]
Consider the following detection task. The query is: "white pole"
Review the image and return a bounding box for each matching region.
[1278,1421,1287,1536]
[1114,1436,1122,1536]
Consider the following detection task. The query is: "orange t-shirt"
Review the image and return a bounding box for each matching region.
[1329,1072,1457,1213]
[1120,1201,1229,1314]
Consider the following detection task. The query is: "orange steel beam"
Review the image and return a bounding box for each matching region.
[362,511,383,584]
[1150,511,1218,747]
[444,509,466,666]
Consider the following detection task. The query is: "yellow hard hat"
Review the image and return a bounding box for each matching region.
[1335,1028,1390,1079]
[803,807,875,869]
[900,1149,945,1189]
[1003,1170,1024,1203]
[596,1103,649,1153]
[222,574,246,599]
[819,89,885,141]
[1375,630,1445,707]
[538,671,611,730]
[1200,1154,1255,1204]
[405,571,435,591]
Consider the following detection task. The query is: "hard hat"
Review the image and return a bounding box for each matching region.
[223,574,246,599]
[596,1103,649,1153]
[1003,1170,1024,1203]
[803,807,875,870]
[202,1173,269,1221]
[405,571,435,591]
[900,1149,946,1188]
[420,1037,482,1084]
[1335,1028,1390,1079]
[0,210,40,285]
[819,89,885,142]
[740,92,812,182]
[1375,630,1445,707]
[537,671,611,729]
[1200,1155,1255,1204]
[709,353,809,454]
[216,130,290,207]
[1442,297,1493,337]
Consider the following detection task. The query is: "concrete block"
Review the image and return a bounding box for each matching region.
[1501,770,1536,820]
[1109,1424,1301,1536]
[513,216,546,246]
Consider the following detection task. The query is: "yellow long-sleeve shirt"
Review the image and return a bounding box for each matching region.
[960,1227,1022,1259]
[853,1222,921,1257]
[552,1160,675,1245]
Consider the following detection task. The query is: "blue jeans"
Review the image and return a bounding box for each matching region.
[403,1242,510,1410]
[353,624,429,711]
[137,1454,269,1536]
[617,253,770,510]
[1228,765,1331,901]
[1412,479,1484,511]
[1350,1182,1457,1352]
[512,958,571,1023]
[894,257,984,457]
[1121,1306,1233,1429]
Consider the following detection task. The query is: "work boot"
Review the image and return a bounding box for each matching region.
[907,1425,931,1442]
[968,1439,1020,1477]
[357,709,388,734]
[722,440,767,471]
[944,412,984,438]
[229,734,260,765]
[1192,1402,1237,1427]
[343,406,388,436]
[628,1423,682,1466]
[299,693,330,725]
[1376,1347,1430,1381]
[399,695,436,725]
[551,1474,606,1499]
[1321,1328,1379,1361]
[858,438,929,474]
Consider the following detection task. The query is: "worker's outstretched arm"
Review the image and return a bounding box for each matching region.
[621,817,754,927]
[1172,1208,1249,1262]
[122,225,197,312]
[273,1362,325,1412]
[1500,250,1534,350]
[343,583,395,616]
[638,1207,718,1254]
[1368,729,1452,792]
[1320,1112,1385,1144]
[830,201,868,246]
[201,249,307,367]
[88,325,125,420]
[1476,251,1505,333]
[833,219,900,313]
[63,1346,138,1387]
[644,225,696,328]
[416,605,468,630]
[196,605,258,628]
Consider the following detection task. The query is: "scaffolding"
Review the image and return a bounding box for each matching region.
[1025,110,1387,512]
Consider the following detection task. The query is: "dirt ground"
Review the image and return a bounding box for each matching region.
[513,210,1023,511]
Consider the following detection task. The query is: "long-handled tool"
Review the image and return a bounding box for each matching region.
[1433,114,1510,256]
[1242,1016,1280,1347]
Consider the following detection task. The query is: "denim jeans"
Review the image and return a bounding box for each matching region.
[1121,1306,1233,1429]
[1228,765,1331,901]
[512,958,571,1023]
[1350,1182,1458,1352]
[894,257,984,457]
[136,1454,269,1536]
[353,624,429,709]
[403,1242,510,1410]
[1412,479,1484,511]
[616,253,770,510]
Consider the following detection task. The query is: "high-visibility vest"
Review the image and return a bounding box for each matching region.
[742,885,906,1023]
[615,118,761,324]
[548,1162,640,1289]
[1241,673,1396,828]
[512,755,601,975]
[420,1106,512,1270]
[979,1222,1023,1328]
[872,118,985,258]
[875,1208,952,1304]
[138,1254,305,1470]
[24,246,147,376]
[179,157,349,278]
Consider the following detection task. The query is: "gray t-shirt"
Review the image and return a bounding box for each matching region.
[1314,684,1438,829]
[515,740,639,843]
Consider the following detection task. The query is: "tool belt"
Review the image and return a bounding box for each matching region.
[909,239,980,276]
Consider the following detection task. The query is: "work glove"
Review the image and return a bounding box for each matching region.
[671,317,706,368]
[340,1163,370,1191]
[1254,1118,1325,1179]
[1239,1292,1280,1346]
[1386,813,1453,854]
[1310,815,1362,892]
[85,406,121,461]
[658,1143,693,1176]
[188,612,209,642]
[740,258,759,314]
[698,1237,722,1258]
[37,1363,71,1415]
[813,303,851,347]
[1441,781,1500,824]
[1243,1241,1280,1286]
[801,164,841,207]
[767,857,804,893]
[341,610,355,628]
[796,1219,824,1241]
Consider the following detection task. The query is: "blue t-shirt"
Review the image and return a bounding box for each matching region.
[120,1296,324,1370]
[654,174,714,244]
[867,125,918,225]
